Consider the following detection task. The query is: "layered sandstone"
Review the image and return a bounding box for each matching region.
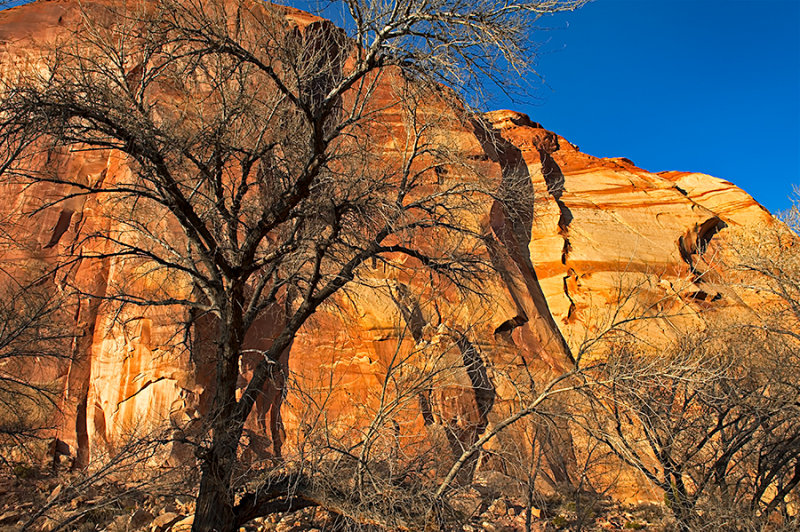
[484,111,775,343]
[0,0,783,495]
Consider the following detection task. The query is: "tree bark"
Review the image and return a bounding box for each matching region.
[193,286,248,532]
[194,431,239,532]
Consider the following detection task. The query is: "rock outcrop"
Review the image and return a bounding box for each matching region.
[0,0,783,495]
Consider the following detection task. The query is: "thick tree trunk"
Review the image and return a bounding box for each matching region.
[193,286,248,532]
[194,429,240,532]
[191,282,309,531]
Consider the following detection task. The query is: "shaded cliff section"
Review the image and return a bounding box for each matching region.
[385,111,580,488]
[0,145,118,468]
[472,115,575,374]
[471,115,579,488]
[389,281,496,484]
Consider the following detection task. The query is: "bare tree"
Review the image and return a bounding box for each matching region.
[777,190,800,235]
[0,223,74,467]
[578,217,800,530]
[0,282,70,465]
[0,0,586,529]
[586,326,800,530]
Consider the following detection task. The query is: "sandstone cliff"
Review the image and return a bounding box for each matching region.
[0,0,782,495]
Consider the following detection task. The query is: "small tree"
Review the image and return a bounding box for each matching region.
[0,279,71,465]
[0,217,74,466]
[0,0,585,529]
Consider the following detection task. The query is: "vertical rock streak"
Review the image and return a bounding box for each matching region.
[473,118,575,373]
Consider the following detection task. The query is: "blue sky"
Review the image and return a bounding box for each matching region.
[3,0,798,212]
[491,0,800,214]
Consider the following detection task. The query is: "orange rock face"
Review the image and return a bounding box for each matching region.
[484,111,775,338]
[0,0,783,491]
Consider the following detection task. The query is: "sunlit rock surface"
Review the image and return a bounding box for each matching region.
[0,0,782,496]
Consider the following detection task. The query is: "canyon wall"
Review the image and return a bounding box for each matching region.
[0,0,781,493]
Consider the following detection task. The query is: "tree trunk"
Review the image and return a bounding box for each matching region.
[666,473,695,532]
[193,287,247,532]
[194,433,239,532]
[193,394,244,531]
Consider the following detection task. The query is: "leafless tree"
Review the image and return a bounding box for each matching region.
[778,190,800,235]
[586,327,800,530]
[0,227,74,467]
[578,217,800,531]
[0,0,586,529]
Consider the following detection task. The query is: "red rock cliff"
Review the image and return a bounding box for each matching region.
[0,0,781,489]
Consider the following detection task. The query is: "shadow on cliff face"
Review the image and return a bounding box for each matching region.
[471,118,574,373]
[542,151,574,267]
[678,216,728,281]
[470,116,578,488]
[389,281,497,484]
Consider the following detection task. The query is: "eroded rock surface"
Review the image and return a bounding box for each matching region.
[0,0,783,494]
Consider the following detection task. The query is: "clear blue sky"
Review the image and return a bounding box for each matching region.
[3,0,798,212]
[495,0,800,214]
